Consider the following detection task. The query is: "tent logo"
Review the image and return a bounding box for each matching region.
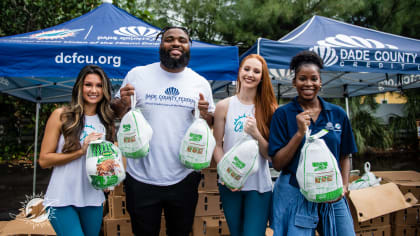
[113,26,159,39]
[310,46,339,67]
[316,34,398,50]
[30,29,85,40]
[269,69,294,81]
[0,77,9,87]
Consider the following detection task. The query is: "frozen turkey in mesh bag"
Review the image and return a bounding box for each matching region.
[179,99,215,170]
[86,140,125,190]
[296,129,343,203]
[117,94,153,158]
[217,134,259,190]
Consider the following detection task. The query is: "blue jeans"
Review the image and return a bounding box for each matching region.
[271,173,355,236]
[49,206,103,236]
[219,184,272,236]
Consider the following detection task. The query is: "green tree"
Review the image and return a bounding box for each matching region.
[328,96,393,154]
[143,0,419,52]
[0,0,102,36]
[388,88,420,150]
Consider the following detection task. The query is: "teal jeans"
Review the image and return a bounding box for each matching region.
[219,184,272,236]
[49,205,103,236]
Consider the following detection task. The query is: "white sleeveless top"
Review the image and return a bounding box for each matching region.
[221,96,272,193]
[44,114,106,207]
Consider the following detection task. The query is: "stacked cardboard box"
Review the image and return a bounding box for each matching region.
[104,183,134,236]
[348,174,418,236]
[374,171,420,235]
[193,167,230,236]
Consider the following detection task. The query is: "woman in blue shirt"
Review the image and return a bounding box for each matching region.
[268,51,357,236]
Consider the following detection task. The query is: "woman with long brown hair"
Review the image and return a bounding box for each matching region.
[39,65,115,236]
[213,54,278,236]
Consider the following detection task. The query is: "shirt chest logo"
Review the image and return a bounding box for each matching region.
[144,86,195,109]
[233,113,254,133]
[325,122,341,132]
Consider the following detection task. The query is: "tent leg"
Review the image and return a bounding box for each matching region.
[345,96,350,118]
[344,96,353,170]
[33,102,40,196]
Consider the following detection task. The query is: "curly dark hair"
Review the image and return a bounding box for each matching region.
[155,26,192,43]
[290,50,323,78]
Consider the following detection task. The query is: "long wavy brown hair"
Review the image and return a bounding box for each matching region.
[60,65,115,153]
[236,54,278,140]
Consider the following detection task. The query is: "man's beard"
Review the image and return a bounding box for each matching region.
[160,47,190,70]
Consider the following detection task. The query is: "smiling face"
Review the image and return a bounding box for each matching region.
[159,28,191,70]
[293,64,322,101]
[82,73,103,105]
[238,58,263,91]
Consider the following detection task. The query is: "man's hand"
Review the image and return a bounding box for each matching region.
[112,84,135,118]
[198,93,214,126]
[198,93,209,118]
[120,84,135,107]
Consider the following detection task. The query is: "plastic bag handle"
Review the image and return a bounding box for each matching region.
[305,126,311,140]
[130,94,136,110]
[194,96,200,119]
[364,162,371,173]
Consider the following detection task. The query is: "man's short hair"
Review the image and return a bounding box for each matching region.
[155,26,192,43]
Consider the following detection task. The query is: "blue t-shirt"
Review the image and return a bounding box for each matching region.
[268,96,357,187]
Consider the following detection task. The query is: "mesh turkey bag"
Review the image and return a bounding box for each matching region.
[296,129,343,203]
[86,140,125,190]
[117,95,153,158]
[217,135,259,189]
[179,101,216,170]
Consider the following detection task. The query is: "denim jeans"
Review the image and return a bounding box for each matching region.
[271,173,355,236]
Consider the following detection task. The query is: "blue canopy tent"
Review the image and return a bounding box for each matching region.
[0,1,238,194]
[241,15,420,107]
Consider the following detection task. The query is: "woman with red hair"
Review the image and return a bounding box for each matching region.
[213,54,278,236]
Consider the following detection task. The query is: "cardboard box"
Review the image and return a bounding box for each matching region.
[348,182,417,223]
[374,171,420,201]
[193,215,229,236]
[109,182,126,196]
[392,204,420,225]
[108,196,130,219]
[199,168,218,192]
[392,224,419,236]
[0,219,56,236]
[355,225,391,236]
[103,214,133,236]
[351,211,390,231]
[195,191,223,217]
[0,221,7,235]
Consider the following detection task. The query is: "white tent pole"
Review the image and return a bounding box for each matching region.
[257,37,261,55]
[345,96,350,118]
[344,85,353,171]
[33,102,40,195]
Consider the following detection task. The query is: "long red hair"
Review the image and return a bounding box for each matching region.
[236,54,278,140]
